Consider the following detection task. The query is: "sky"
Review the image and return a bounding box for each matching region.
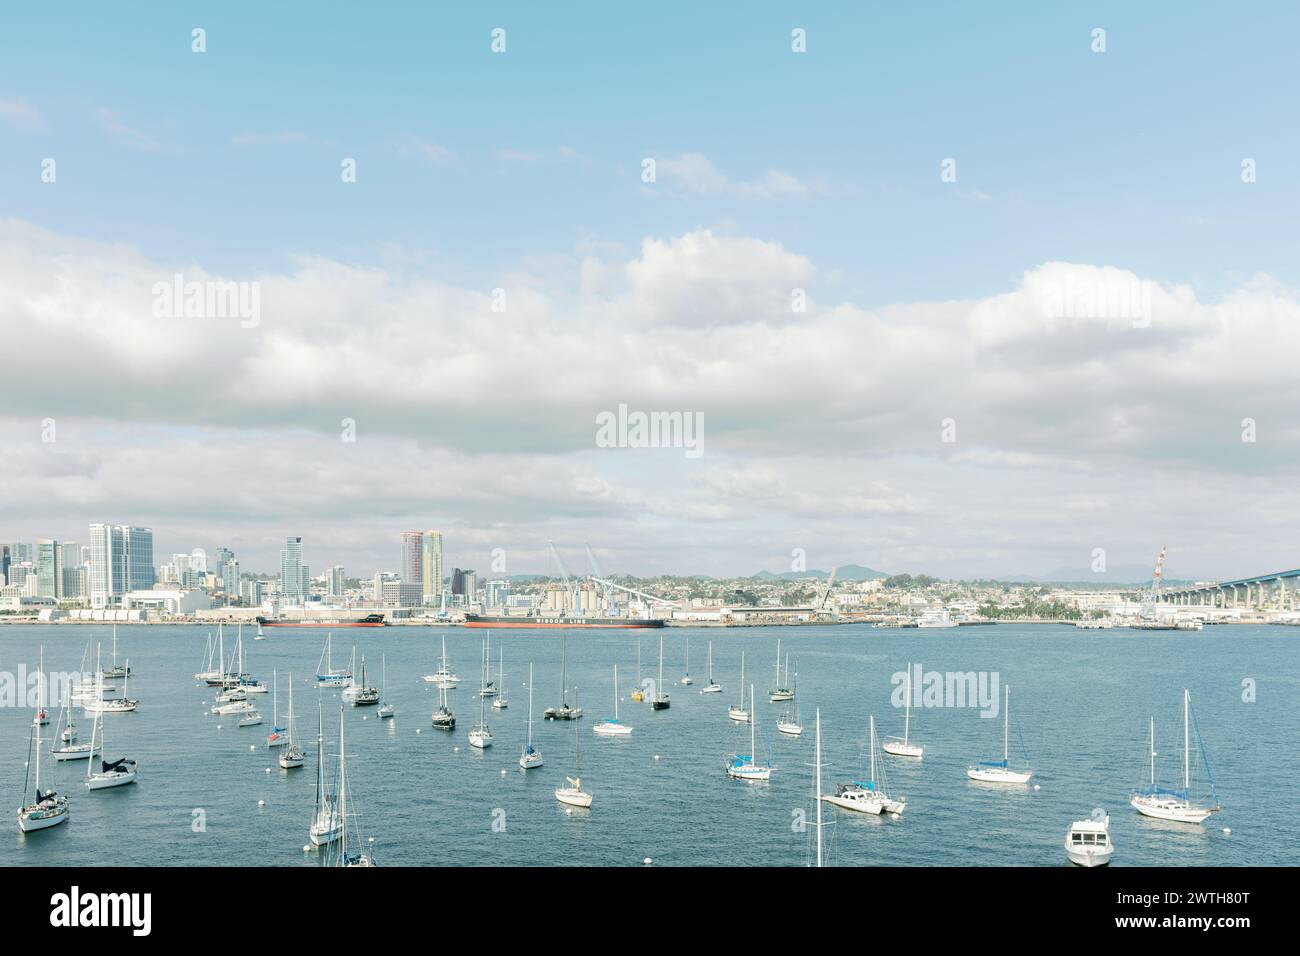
[3,2,1300,581]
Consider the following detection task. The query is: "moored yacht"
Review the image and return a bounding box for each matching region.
[1066,815,1115,866]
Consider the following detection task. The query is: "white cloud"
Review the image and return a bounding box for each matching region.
[655,153,816,198]
[0,96,40,129]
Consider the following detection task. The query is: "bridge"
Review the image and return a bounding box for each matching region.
[1160,567,1300,611]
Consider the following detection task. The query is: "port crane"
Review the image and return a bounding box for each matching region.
[586,576,681,616]
[548,541,582,615]
[1140,545,1167,619]
[814,566,840,614]
[584,542,617,615]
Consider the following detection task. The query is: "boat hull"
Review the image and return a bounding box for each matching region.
[53,745,99,762]
[1066,845,1113,867]
[1130,795,1212,824]
[593,722,632,736]
[18,803,69,832]
[967,767,1032,784]
[465,614,664,629]
[883,741,924,758]
[87,768,137,790]
[555,788,593,808]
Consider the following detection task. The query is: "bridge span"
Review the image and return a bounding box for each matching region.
[1161,567,1300,611]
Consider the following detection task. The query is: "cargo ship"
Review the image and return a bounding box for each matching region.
[256,613,388,628]
[464,613,664,629]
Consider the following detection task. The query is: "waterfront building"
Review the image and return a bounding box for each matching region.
[401,531,423,584]
[36,538,61,599]
[326,565,346,598]
[279,537,308,605]
[422,530,444,605]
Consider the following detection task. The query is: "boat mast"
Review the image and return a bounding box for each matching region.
[1183,688,1190,794]
[527,663,534,747]
[613,664,619,721]
[814,709,823,868]
[707,641,713,680]
[1003,684,1010,764]
[750,685,756,757]
[903,662,912,745]
[561,638,568,707]
[315,701,325,818]
[869,714,877,785]
[1149,717,1155,788]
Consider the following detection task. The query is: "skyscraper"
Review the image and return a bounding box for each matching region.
[422,530,443,605]
[280,537,306,605]
[400,531,423,584]
[0,544,9,586]
[36,539,61,599]
[88,524,154,608]
[327,565,346,599]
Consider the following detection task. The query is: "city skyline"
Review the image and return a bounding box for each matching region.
[4,4,1300,580]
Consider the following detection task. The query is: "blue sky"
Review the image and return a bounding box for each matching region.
[4,3,1300,579]
[4,2,1298,305]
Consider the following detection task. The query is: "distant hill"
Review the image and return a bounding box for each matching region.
[750,564,888,582]
[999,565,1196,586]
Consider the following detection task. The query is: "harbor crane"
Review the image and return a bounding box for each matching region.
[815,566,840,613]
[586,576,682,613]
[584,542,617,615]
[548,541,582,615]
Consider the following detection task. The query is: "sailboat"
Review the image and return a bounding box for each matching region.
[346,653,380,706]
[544,637,582,720]
[491,647,508,710]
[267,670,288,748]
[309,702,343,845]
[431,674,456,730]
[680,638,693,686]
[195,632,221,682]
[728,651,750,722]
[254,619,266,641]
[813,710,825,867]
[822,715,905,814]
[316,633,353,687]
[102,624,131,679]
[652,634,670,710]
[768,640,794,702]
[630,638,644,702]
[777,703,803,737]
[85,675,138,790]
[479,632,497,697]
[700,640,722,693]
[726,685,771,781]
[883,662,924,758]
[468,637,495,749]
[233,626,267,692]
[33,646,49,726]
[19,718,68,831]
[278,675,305,769]
[519,663,543,769]
[52,692,98,762]
[593,664,633,736]
[422,636,460,688]
[327,705,376,867]
[1131,689,1219,824]
[966,684,1032,784]
[83,646,139,713]
[378,655,395,718]
[554,689,592,808]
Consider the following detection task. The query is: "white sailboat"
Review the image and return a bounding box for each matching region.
[316,633,353,687]
[700,640,722,693]
[593,664,633,736]
[278,675,305,769]
[309,702,342,845]
[768,640,794,702]
[544,637,582,720]
[652,634,670,710]
[33,646,49,726]
[680,638,693,686]
[422,636,460,688]
[346,652,380,706]
[479,631,497,697]
[519,662,543,769]
[83,646,138,713]
[491,647,508,710]
[883,661,924,758]
[822,714,905,814]
[85,677,138,790]
[102,624,131,679]
[52,692,98,762]
[728,651,750,723]
[554,689,592,808]
[19,717,69,832]
[378,655,395,718]
[967,684,1032,784]
[777,703,803,737]
[813,710,825,867]
[468,637,494,749]
[195,632,221,682]
[726,685,771,780]
[1130,689,1218,824]
[328,705,376,867]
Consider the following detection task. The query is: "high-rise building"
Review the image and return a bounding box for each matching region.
[36,539,61,599]
[280,537,307,605]
[215,548,237,595]
[88,524,153,607]
[326,565,346,599]
[126,527,154,591]
[400,531,423,584]
[0,544,9,586]
[190,548,208,573]
[422,530,443,604]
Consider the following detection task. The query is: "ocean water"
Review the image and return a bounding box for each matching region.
[2,623,1296,867]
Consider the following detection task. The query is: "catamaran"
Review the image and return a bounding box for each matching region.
[316,634,353,687]
[593,664,633,736]
[967,684,1032,784]
[19,718,68,832]
[768,640,794,702]
[544,637,582,720]
[422,636,460,688]
[726,685,772,781]
[278,675,305,769]
[468,637,494,749]
[823,714,904,814]
[309,702,343,846]
[520,663,543,769]
[652,634,670,710]
[883,662,924,758]
[700,640,722,693]
[728,651,750,723]
[378,655,395,718]
[85,679,138,790]
[680,638,693,686]
[554,690,592,808]
[1131,689,1219,824]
